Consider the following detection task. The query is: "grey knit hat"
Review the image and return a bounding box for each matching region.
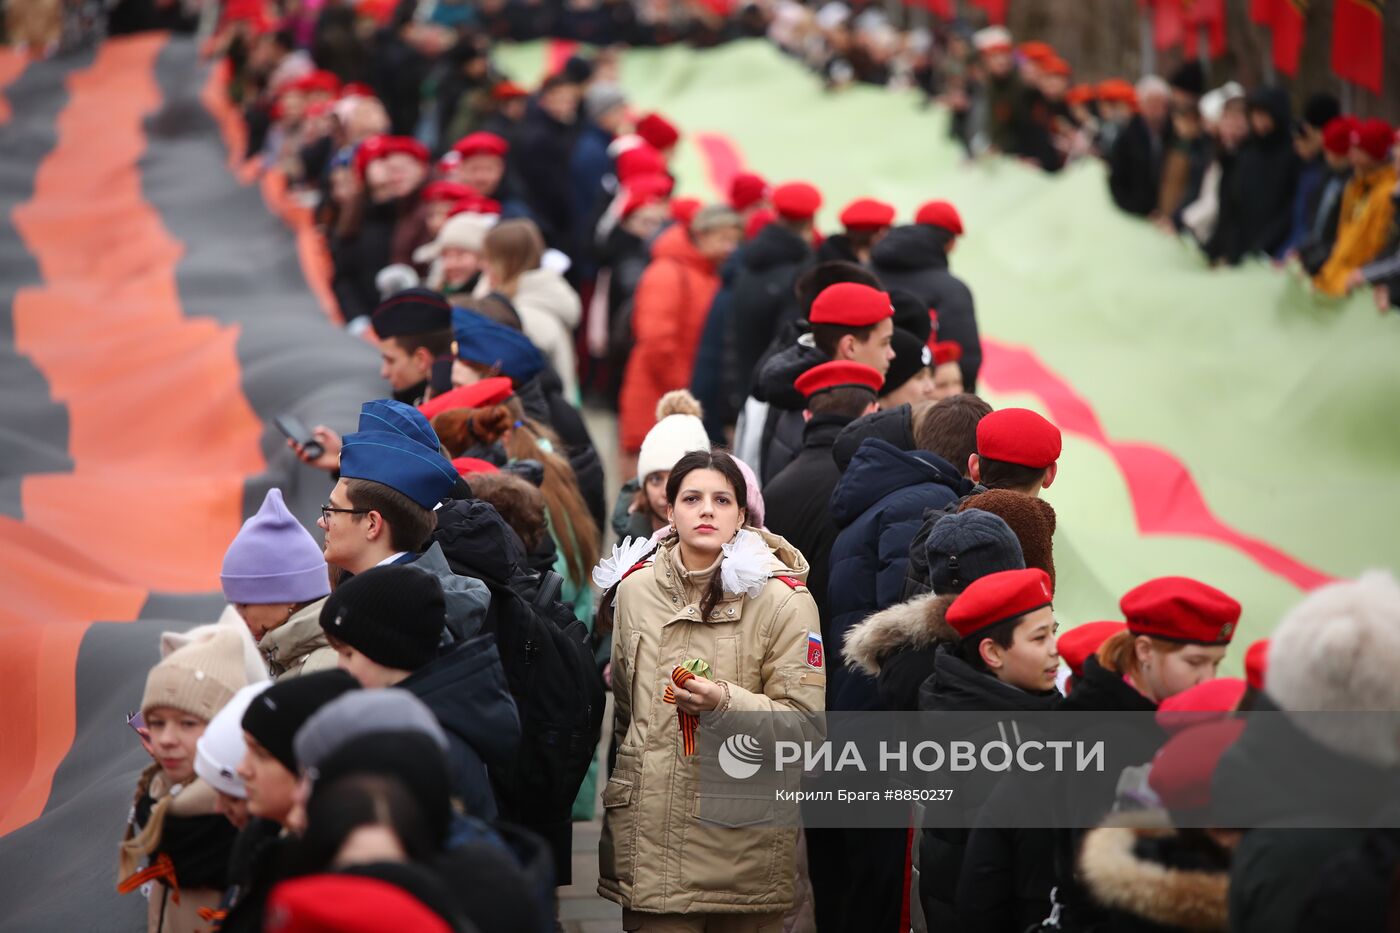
[925,508,1025,595]
[584,83,627,121]
[294,688,448,777]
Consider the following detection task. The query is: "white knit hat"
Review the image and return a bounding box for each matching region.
[194,681,271,798]
[413,211,498,265]
[638,414,711,481]
[1269,570,1400,767]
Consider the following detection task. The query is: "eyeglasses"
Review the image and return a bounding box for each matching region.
[320,504,369,522]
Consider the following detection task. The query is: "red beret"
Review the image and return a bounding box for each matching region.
[809,283,894,327]
[416,376,515,421]
[353,135,428,178]
[1156,678,1247,735]
[730,172,769,211]
[976,407,1062,468]
[772,182,823,221]
[1353,117,1394,162]
[421,181,474,204]
[636,112,681,151]
[615,144,668,183]
[795,361,884,399]
[932,340,962,367]
[1244,639,1269,691]
[915,199,964,235]
[1018,41,1056,63]
[1040,56,1072,77]
[745,208,776,240]
[619,173,675,219]
[671,197,704,227]
[947,568,1054,640]
[452,131,509,159]
[839,197,896,231]
[1322,116,1358,155]
[339,82,375,100]
[452,456,501,477]
[1065,84,1096,107]
[1120,576,1241,645]
[265,875,453,933]
[491,80,529,101]
[1097,78,1138,107]
[1057,620,1125,679]
[1147,718,1245,813]
[448,194,502,217]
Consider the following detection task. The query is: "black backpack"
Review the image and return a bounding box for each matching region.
[432,500,604,884]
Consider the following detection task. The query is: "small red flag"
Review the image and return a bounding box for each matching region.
[1332,0,1384,94]
[1184,0,1228,59]
[1154,0,1188,51]
[1248,0,1277,23]
[970,0,1008,25]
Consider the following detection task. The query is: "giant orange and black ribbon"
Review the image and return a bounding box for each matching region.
[663,664,704,755]
[117,852,180,904]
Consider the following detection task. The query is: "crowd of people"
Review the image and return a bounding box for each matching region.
[104,2,1400,932]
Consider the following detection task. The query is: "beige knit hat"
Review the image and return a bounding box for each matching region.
[141,626,252,721]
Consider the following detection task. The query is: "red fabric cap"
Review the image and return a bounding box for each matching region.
[745,208,776,240]
[1057,621,1125,679]
[794,361,884,399]
[931,340,962,367]
[1097,79,1138,106]
[620,173,675,218]
[1040,56,1072,77]
[1322,116,1358,155]
[353,135,428,178]
[914,199,964,235]
[452,131,509,160]
[1353,117,1394,161]
[491,80,529,101]
[615,144,667,182]
[976,407,1062,468]
[264,875,453,933]
[421,181,474,204]
[1018,41,1056,63]
[452,457,501,477]
[730,172,769,210]
[636,112,681,151]
[809,282,894,327]
[1120,576,1241,645]
[946,568,1054,640]
[340,82,375,100]
[448,194,502,217]
[772,182,823,221]
[1147,718,1245,813]
[416,376,515,421]
[671,197,703,227]
[839,197,897,231]
[1244,639,1269,691]
[1156,678,1247,735]
[1066,84,1096,106]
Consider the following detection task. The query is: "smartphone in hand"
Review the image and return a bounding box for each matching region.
[275,414,325,460]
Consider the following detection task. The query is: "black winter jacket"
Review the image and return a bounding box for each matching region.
[871,225,982,392]
[752,339,828,483]
[728,223,812,404]
[1206,87,1299,265]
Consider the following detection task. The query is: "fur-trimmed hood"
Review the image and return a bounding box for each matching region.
[842,591,957,676]
[1078,826,1229,932]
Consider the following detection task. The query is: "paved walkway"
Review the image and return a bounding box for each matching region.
[562,406,622,932]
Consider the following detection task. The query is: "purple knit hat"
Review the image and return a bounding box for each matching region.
[221,488,331,604]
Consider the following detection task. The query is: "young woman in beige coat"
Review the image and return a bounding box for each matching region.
[596,449,826,932]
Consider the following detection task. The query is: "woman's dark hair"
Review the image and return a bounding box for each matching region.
[294,774,435,873]
[664,449,749,620]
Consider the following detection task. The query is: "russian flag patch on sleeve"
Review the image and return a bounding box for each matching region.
[806,631,824,670]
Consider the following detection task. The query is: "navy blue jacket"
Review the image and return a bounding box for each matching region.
[826,437,971,711]
[401,633,522,820]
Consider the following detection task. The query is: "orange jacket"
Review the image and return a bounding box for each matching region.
[1315,164,1398,296]
[618,224,722,451]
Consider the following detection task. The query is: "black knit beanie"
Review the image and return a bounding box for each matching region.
[881,328,932,397]
[319,565,446,672]
[242,669,360,773]
[888,289,932,345]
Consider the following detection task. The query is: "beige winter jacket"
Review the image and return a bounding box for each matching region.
[258,597,336,681]
[599,528,826,915]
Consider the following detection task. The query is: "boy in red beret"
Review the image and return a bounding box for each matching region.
[969,407,1062,497]
[915,568,1061,928]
